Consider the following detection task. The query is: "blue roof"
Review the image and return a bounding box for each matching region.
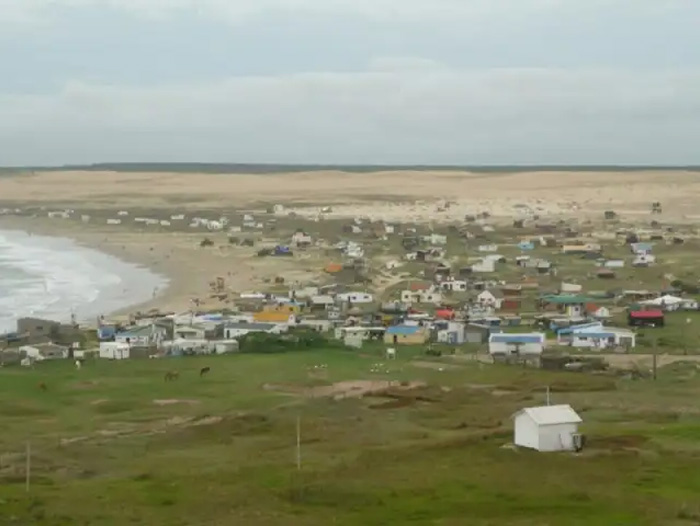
[557,322,602,335]
[490,333,543,343]
[386,325,421,335]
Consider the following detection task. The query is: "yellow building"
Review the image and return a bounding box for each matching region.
[383,325,429,345]
[254,311,296,323]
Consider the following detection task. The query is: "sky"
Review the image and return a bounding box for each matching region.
[0,0,699,166]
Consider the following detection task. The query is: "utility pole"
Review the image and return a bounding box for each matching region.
[25,442,31,493]
[296,415,301,471]
[546,386,551,406]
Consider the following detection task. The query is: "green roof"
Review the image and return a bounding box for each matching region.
[541,294,595,304]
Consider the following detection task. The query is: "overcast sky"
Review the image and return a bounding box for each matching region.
[0,0,698,166]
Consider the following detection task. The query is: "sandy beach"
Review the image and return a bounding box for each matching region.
[1,168,699,320]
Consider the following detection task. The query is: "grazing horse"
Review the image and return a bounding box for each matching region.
[38,382,48,392]
[75,359,82,370]
[385,348,396,360]
[199,366,211,377]
[164,371,179,382]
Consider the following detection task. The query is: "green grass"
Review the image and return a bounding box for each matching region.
[2,350,700,525]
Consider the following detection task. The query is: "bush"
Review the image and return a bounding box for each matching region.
[238,329,343,354]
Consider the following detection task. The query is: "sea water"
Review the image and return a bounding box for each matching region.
[0,230,167,333]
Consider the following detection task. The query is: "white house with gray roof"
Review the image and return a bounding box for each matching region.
[223,322,286,340]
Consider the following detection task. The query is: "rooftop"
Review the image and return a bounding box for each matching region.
[490,333,544,344]
[516,404,582,426]
[386,325,423,335]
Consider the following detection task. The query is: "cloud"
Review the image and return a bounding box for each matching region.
[0,0,693,28]
[1,66,699,165]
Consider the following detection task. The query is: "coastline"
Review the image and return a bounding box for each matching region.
[0,215,287,324]
[0,218,178,326]
[0,223,170,330]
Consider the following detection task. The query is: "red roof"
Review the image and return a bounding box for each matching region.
[436,309,455,319]
[630,310,664,319]
[410,282,430,291]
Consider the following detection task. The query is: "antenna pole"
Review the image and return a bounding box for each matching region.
[296,415,301,471]
[25,442,31,493]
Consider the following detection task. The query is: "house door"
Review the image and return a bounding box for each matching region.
[448,332,457,344]
[393,335,398,345]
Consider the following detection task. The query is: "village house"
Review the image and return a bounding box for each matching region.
[336,292,374,304]
[513,405,583,452]
[291,230,313,248]
[223,322,286,340]
[16,317,81,344]
[540,295,591,318]
[557,322,636,349]
[440,279,468,292]
[587,305,611,320]
[631,242,654,255]
[174,325,208,340]
[436,321,467,344]
[477,289,504,310]
[400,288,443,305]
[115,324,167,348]
[384,325,430,345]
[296,319,334,333]
[478,244,498,253]
[310,295,336,310]
[18,343,69,362]
[488,332,545,359]
[99,341,131,360]
[633,254,656,267]
[471,258,496,273]
[465,323,497,344]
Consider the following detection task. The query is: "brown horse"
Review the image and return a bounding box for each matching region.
[199,366,210,377]
[164,371,179,382]
[38,382,48,392]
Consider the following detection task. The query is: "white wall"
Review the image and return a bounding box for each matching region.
[489,341,543,355]
[514,413,539,450]
[338,293,374,303]
[515,417,579,452]
[537,423,579,452]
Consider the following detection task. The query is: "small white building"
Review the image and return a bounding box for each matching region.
[400,289,443,305]
[477,290,504,310]
[337,292,374,304]
[478,244,499,253]
[488,332,545,357]
[513,404,583,452]
[440,280,468,292]
[633,254,656,267]
[223,322,285,340]
[99,342,131,360]
[471,258,496,273]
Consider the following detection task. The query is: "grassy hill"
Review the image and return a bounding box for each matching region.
[2,348,700,525]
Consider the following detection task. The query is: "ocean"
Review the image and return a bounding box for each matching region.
[0,230,167,333]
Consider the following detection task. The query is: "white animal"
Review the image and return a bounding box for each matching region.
[386,348,396,360]
[75,360,82,370]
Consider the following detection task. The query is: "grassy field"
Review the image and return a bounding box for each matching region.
[3,349,700,525]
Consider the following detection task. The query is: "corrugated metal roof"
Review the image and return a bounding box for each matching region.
[490,333,544,344]
[517,404,582,425]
